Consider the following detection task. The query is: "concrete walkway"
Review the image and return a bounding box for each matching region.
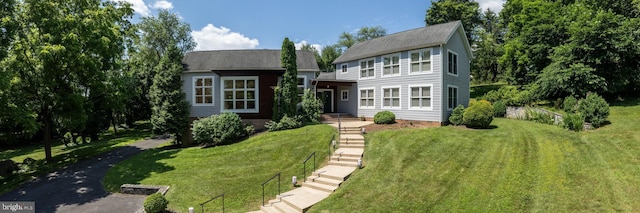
[0,138,170,213]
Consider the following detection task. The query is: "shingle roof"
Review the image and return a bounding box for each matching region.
[333,21,462,64]
[182,49,320,71]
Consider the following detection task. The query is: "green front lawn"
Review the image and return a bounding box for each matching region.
[102,124,335,212]
[0,123,153,194]
[310,99,640,212]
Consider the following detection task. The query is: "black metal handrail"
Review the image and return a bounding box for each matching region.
[200,193,224,213]
[302,152,316,182]
[261,172,281,206]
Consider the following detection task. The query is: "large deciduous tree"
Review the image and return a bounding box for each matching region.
[127,9,196,124]
[5,0,132,162]
[338,26,387,49]
[425,0,481,43]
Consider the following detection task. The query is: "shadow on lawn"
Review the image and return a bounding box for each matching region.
[102,147,179,192]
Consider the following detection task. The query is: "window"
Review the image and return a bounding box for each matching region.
[382,87,400,108]
[359,59,375,79]
[448,86,458,110]
[341,90,349,101]
[193,77,214,105]
[297,75,307,96]
[410,86,432,110]
[341,64,348,73]
[221,77,258,113]
[382,55,400,76]
[359,89,374,108]
[448,51,458,75]
[410,49,431,73]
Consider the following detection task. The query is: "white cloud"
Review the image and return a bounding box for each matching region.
[117,0,151,16]
[151,0,173,10]
[477,0,506,13]
[294,41,323,53]
[191,24,260,51]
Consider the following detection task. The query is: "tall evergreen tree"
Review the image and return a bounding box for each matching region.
[273,38,299,120]
[149,45,190,144]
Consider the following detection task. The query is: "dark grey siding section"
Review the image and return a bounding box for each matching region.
[337,84,358,116]
[442,29,471,121]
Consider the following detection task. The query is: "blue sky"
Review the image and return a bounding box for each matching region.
[120,0,505,51]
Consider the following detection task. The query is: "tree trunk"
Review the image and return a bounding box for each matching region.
[43,110,53,162]
[112,113,118,136]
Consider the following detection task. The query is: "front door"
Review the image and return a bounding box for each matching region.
[317,89,334,113]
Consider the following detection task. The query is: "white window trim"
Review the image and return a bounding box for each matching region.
[359,58,376,80]
[340,64,348,74]
[447,85,459,110]
[358,87,375,109]
[381,86,401,109]
[381,54,401,77]
[220,76,259,113]
[192,76,215,106]
[409,48,433,75]
[408,84,434,111]
[341,90,349,101]
[297,75,307,96]
[447,50,459,77]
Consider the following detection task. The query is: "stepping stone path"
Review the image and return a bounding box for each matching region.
[249,124,367,213]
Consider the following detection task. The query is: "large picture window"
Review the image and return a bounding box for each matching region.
[410,49,431,73]
[382,87,400,108]
[222,77,258,113]
[360,59,375,79]
[382,55,400,76]
[448,86,458,110]
[410,85,432,110]
[359,89,374,108]
[448,51,458,76]
[193,77,214,105]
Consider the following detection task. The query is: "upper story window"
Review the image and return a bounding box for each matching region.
[359,59,375,79]
[410,49,432,74]
[222,77,258,113]
[341,64,348,73]
[448,50,458,76]
[382,87,400,108]
[297,75,307,96]
[382,54,400,76]
[193,77,214,105]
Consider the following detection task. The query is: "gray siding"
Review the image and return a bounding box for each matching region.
[337,84,358,116]
[183,72,221,118]
[297,71,317,90]
[335,61,360,81]
[441,29,471,121]
[343,47,446,122]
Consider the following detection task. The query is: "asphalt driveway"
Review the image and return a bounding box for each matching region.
[0,138,170,213]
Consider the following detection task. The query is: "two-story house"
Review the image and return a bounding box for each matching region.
[312,21,472,124]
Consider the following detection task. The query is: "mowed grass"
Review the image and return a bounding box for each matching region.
[310,99,640,212]
[0,123,153,194]
[103,124,335,212]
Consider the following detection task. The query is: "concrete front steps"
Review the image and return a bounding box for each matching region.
[251,126,365,213]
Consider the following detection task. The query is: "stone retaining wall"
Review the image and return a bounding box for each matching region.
[120,184,169,195]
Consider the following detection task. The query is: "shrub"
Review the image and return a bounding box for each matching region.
[300,89,323,123]
[448,105,465,125]
[463,100,494,129]
[191,112,247,145]
[481,86,535,106]
[143,193,168,213]
[578,93,609,128]
[525,109,555,125]
[493,101,506,117]
[265,115,303,131]
[563,113,584,131]
[245,124,256,136]
[373,111,395,124]
[63,132,74,146]
[563,96,578,113]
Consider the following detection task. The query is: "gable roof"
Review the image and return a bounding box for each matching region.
[333,21,470,64]
[182,49,320,72]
